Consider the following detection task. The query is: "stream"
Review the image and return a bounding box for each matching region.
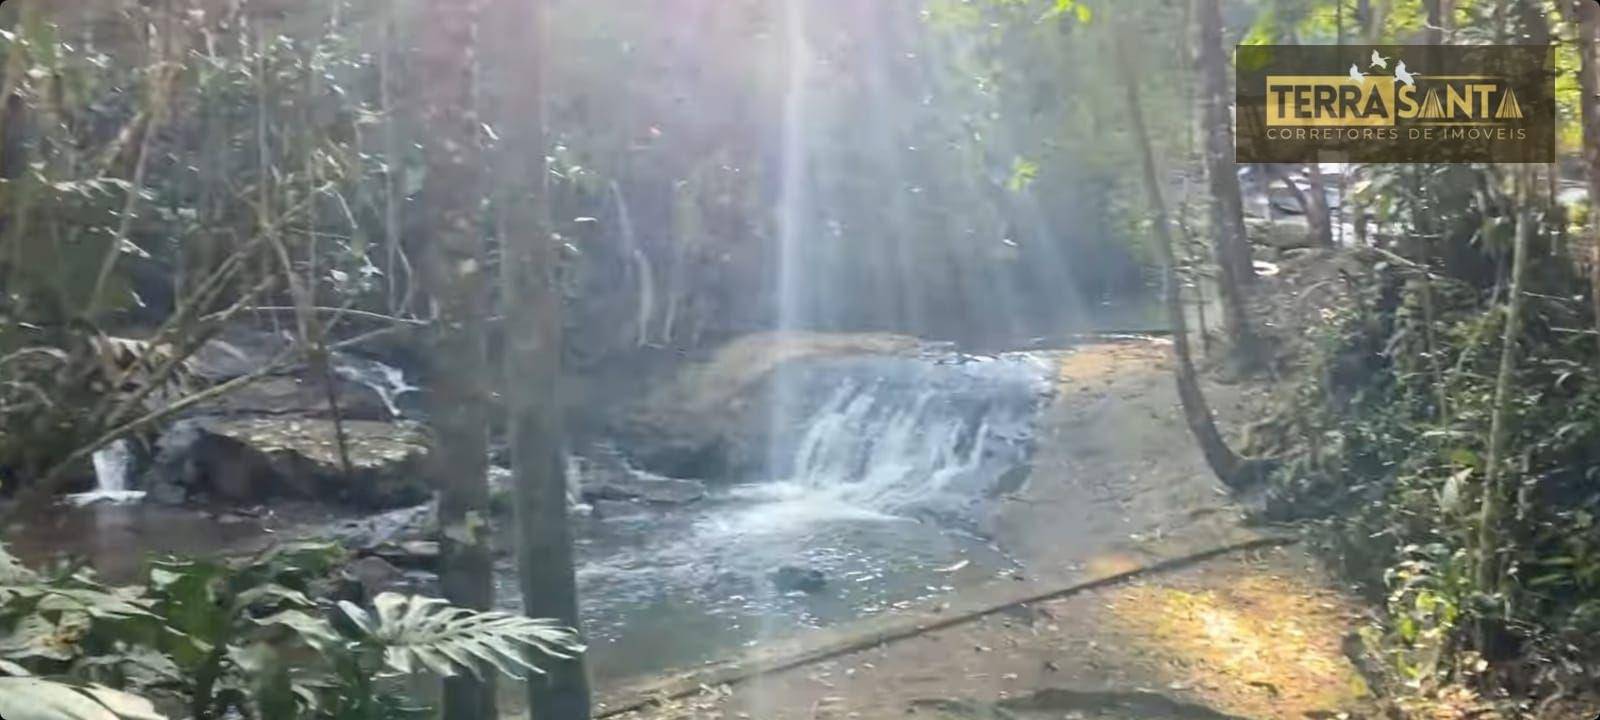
[563,350,1052,680]
[9,345,1058,683]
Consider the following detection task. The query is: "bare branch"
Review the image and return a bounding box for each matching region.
[11,345,300,524]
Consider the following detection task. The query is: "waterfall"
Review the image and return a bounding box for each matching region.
[609,180,656,348]
[332,352,418,419]
[763,352,1049,524]
[574,348,1048,677]
[70,439,146,506]
[790,383,991,515]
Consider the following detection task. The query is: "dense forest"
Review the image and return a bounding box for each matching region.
[2,0,1600,718]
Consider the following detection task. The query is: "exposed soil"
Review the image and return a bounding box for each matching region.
[606,546,1372,720]
[988,340,1266,579]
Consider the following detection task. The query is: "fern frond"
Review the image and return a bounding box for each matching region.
[355,593,583,681]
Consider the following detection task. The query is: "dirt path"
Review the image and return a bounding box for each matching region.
[609,545,1370,720]
[990,340,1264,580]
[597,341,1378,720]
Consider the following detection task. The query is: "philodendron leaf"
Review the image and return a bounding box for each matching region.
[76,686,164,720]
[0,677,164,720]
[253,609,342,653]
[362,593,583,681]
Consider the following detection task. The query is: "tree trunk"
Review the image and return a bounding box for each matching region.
[1304,166,1334,247]
[415,1,495,717]
[1425,0,1445,44]
[1573,0,1600,363]
[489,0,594,716]
[1192,0,1263,369]
[1476,167,1534,596]
[1117,29,1259,491]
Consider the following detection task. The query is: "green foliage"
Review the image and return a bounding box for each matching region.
[338,593,581,681]
[0,0,411,484]
[1250,159,1600,698]
[1006,157,1040,193]
[0,541,584,720]
[1040,0,1094,24]
[0,677,163,720]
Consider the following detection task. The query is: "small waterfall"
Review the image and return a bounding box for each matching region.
[572,348,1047,677]
[332,353,418,419]
[70,439,145,506]
[766,352,1049,523]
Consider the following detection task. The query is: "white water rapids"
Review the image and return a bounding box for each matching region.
[569,350,1052,679]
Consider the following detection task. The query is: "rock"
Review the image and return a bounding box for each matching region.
[369,540,440,571]
[327,502,436,549]
[341,556,405,602]
[588,499,648,520]
[203,375,398,421]
[187,329,416,421]
[571,449,707,505]
[771,565,827,595]
[611,332,921,481]
[582,473,706,505]
[1247,217,1317,252]
[155,417,431,509]
[188,329,295,381]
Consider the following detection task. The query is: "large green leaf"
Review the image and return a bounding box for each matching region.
[357,593,583,681]
[0,678,163,720]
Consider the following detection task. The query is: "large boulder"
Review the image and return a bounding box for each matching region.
[146,417,431,509]
[188,328,417,421]
[1246,216,1318,253]
[202,375,398,421]
[611,332,920,480]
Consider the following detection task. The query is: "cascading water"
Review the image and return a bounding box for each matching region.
[332,352,419,419]
[567,349,1051,681]
[769,353,1046,523]
[70,439,145,506]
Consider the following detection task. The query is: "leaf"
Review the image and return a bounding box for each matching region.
[336,601,373,636]
[77,686,164,720]
[232,584,314,615]
[359,593,583,681]
[1040,0,1092,24]
[0,677,163,720]
[1447,447,1480,469]
[0,614,79,662]
[1006,157,1039,193]
[253,610,342,654]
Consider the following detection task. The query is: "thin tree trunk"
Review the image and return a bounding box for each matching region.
[303,39,353,481]
[1425,0,1446,44]
[415,0,495,717]
[1571,0,1600,363]
[1117,28,1258,491]
[1192,0,1263,369]
[1476,167,1534,595]
[379,13,408,317]
[490,0,593,716]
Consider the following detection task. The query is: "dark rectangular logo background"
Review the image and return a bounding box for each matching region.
[1237,45,1554,163]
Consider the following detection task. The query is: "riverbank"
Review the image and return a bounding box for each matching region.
[587,340,1379,719]
[607,543,1369,720]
